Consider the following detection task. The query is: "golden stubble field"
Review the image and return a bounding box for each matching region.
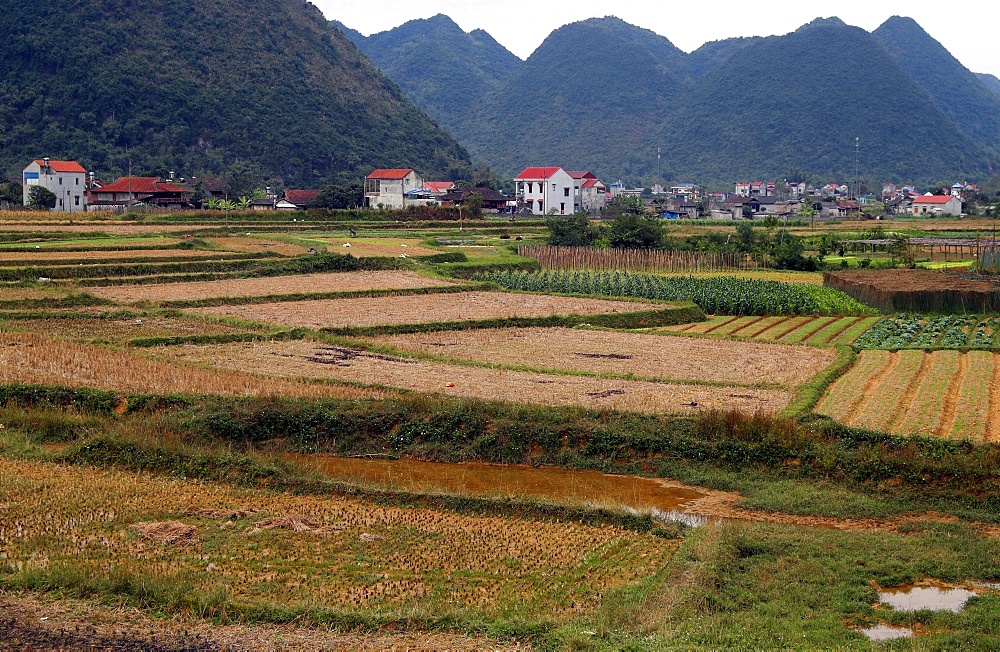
[188,292,666,329]
[162,339,793,414]
[0,315,260,344]
[370,327,834,387]
[0,332,386,400]
[88,270,459,303]
[0,457,674,621]
[816,349,999,441]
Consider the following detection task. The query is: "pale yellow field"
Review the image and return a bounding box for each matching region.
[0,315,258,344]
[188,292,665,329]
[0,249,240,263]
[0,457,672,620]
[0,332,384,400]
[163,339,793,414]
[816,349,1000,441]
[89,271,458,303]
[371,327,834,387]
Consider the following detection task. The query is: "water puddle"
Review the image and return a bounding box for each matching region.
[859,624,914,641]
[878,583,977,613]
[282,454,708,514]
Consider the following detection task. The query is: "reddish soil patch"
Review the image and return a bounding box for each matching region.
[824,269,1000,312]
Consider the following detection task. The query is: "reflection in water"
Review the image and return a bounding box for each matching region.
[859,624,914,641]
[282,454,708,514]
[879,584,977,612]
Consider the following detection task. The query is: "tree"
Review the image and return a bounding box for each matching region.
[464,193,483,220]
[770,229,815,270]
[546,214,595,247]
[0,181,22,204]
[609,212,665,249]
[309,183,363,209]
[796,202,817,229]
[27,185,56,210]
[222,161,264,199]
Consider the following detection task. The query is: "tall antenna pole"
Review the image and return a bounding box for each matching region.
[854,136,860,200]
[657,147,661,184]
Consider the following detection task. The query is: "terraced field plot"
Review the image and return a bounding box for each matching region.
[0,315,262,344]
[661,315,879,346]
[89,271,459,303]
[302,237,439,258]
[0,458,672,622]
[371,327,834,387]
[164,340,793,414]
[855,314,1000,350]
[188,292,664,329]
[816,349,1000,440]
[0,332,384,400]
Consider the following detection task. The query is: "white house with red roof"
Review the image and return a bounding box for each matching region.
[22,158,88,212]
[911,194,962,216]
[514,167,577,216]
[566,171,607,214]
[364,168,423,209]
[423,181,455,196]
[87,177,191,210]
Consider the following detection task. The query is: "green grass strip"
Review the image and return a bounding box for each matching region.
[781,345,857,417]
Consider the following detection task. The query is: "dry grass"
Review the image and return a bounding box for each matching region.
[189,292,663,329]
[0,457,672,620]
[1,315,259,344]
[163,340,794,414]
[207,236,310,257]
[0,248,234,263]
[312,237,440,258]
[371,327,834,387]
[0,286,75,301]
[0,332,385,400]
[130,521,199,547]
[89,271,458,303]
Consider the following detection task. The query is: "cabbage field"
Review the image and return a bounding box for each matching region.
[854,314,1000,350]
[476,270,874,316]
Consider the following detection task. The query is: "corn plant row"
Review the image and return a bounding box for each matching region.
[476,270,872,316]
[854,314,1000,350]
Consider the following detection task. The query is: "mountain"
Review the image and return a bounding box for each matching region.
[469,17,691,177]
[332,13,999,186]
[874,16,1000,151]
[342,15,520,135]
[979,73,1000,98]
[0,0,473,186]
[664,18,995,183]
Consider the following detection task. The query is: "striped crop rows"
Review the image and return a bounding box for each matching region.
[855,314,1000,350]
[476,270,873,316]
[664,315,880,346]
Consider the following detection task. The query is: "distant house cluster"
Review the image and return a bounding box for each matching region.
[19,158,322,212]
[363,168,516,213]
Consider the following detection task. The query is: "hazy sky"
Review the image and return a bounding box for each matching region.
[315,0,1000,78]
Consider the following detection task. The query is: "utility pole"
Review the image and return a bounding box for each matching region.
[657,147,661,184]
[854,136,860,200]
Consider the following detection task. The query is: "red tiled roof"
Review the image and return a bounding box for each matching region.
[33,160,86,173]
[514,167,563,180]
[423,181,454,193]
[366,168,415,180]
[284,189,321,206]
[581,179,602,188]
[95,177,189,194]
[566,170,596,180]
[913,195,957,204]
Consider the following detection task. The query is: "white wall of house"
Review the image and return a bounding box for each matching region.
[516,168,575,216]
[22,160,87,212]
[912,196,962,215]
[365,170,423,209]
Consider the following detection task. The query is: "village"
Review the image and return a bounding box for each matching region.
[10,158,976,221]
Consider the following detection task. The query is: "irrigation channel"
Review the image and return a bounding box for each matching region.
[282,454,708,522]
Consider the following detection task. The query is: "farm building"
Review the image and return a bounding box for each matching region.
[22,159,88,212]
[911,194,962,216]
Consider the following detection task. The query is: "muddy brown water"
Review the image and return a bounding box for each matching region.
[281,454,708,513]
[878,584,977,612]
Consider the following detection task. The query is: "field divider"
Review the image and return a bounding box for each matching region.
[317,304,705,338]
[157,284,486,309]
[781,345,857,417]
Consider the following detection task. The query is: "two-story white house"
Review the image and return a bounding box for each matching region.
[514,167,576,216]
[364,169,423,209]
[22,158,88,212]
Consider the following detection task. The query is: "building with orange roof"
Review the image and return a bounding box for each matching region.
[911,194,962,216]
[22,158,88,212]
[364,168,423,209]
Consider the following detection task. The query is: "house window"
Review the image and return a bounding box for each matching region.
[527,182,533,193]
[560,202,565,214]
[551,183,556,191]
[75,196,80,206]
[59,177,63,185]
[563,187,569,197]
[537,200,543,211]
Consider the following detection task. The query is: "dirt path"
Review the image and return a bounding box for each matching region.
[0,593,530,651]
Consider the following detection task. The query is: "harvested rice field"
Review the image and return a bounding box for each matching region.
[163,339,794,414]
[188,292,665,330]
[0,248,248,263]
[0,457,675,623]
[0,286,75,301]
[205,236,310,257]
[0,315,261,344]
[661,315,879,346]
[815,349,1000,441]
[88,270,459,303]
[0,332,385,400]
[306,236,440,258]
[371,327,834,387]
